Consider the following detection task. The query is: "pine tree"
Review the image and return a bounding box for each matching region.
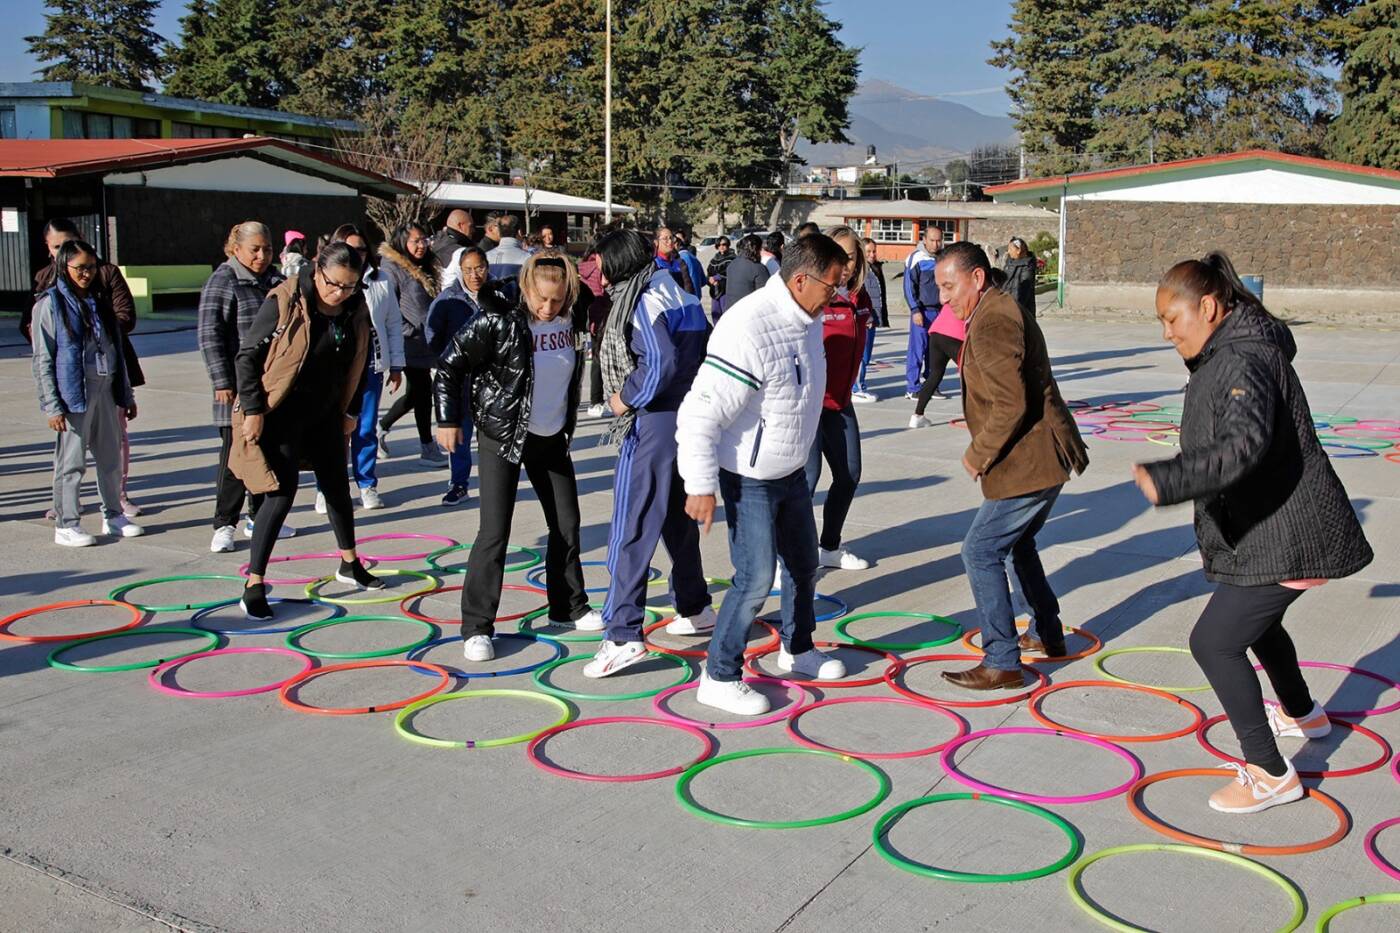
[26,0,168,91]
[1328,0,1400,166]
[164,0,298,109]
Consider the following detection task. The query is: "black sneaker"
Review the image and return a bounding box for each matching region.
[441,484,469,507]
[336,559,386,590]
[240,583,274,620]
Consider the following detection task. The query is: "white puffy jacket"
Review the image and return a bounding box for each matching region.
[363,265,406,374]
[676,274,825,495]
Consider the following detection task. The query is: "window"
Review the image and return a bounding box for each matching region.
[0,108,14,139]
[134,118,161,138]
[872,218,913,244]
[922,219,957,243]
[61,109,84,138]
[173,121,237,138]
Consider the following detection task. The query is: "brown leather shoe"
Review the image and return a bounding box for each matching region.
[1018,633,1067,658]
[940,664,1028,691]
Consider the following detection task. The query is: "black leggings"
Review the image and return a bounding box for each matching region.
[248,417,356,576]
[380,365,433,444]
[1190,583,1314,776]
[913,333,964,415]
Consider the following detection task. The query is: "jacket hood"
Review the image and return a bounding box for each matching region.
[378,243,440,298]
[1186,303,1296,373]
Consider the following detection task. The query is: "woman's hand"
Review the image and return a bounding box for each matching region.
[242,412,264,444]
[1131,464,1159,505]
[47,413,66,433]
[214,388,235,406]
[343,414,356,436]
[436,426,463,451]
[388,371,403,392]
[125,403,138,422]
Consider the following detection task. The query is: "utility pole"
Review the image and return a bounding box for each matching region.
[604,0,613,224]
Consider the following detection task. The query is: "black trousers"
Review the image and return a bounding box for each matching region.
[247,414,356,576]
[1190,582,1315,775]
[913,333,964,415]
[460,431,589,637]
[380,365,433,444]
[214,425,264,529]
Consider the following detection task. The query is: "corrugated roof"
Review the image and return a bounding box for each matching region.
[429,180,635,214]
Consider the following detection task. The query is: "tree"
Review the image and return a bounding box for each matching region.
[333,101,446,234]
[26,0,168,91]
[164,0,300,108]
[1328,0,1400,167]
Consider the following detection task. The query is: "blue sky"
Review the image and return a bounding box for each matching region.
[2,0,1017,117]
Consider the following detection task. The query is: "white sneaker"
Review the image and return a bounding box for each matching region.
[778,647,847,680]
[772,564,782,591]
[903,391,919,400]
[909,414,932,429]
[850,390,878,404]
[583,640,649,679]
[314,491,328,515]
[567,609,604,632]
[463,635,495,662]
[666,605,716,636]
[696,672,771,715]
[1266,702,1332,739]
[55,526,96,548]
[359,486,384,510]
[244,520,297,539]
[587,404,608,418]
[820,546,869,570]
[102,515,145,538]
[210,525,237,553]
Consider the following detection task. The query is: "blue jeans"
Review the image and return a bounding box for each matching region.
[449,410,475,488]
[707,468,818,681]
[350,369,384,489]
[854,325,876,392]
[961,484,1064,671]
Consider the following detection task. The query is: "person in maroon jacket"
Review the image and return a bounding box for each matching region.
[577,245,612,418]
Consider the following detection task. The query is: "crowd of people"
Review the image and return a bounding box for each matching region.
[24,206,1372,815]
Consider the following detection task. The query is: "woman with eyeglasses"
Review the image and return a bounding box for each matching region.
[378,222,443,465]
[425,245,492,507]
[232,243,384,620]
[32,239,142,547]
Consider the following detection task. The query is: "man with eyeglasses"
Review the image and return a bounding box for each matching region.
[674,234,853,715]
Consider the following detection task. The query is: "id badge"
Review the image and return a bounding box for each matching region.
[95,345,110,376]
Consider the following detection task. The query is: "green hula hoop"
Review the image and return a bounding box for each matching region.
[517,605,661,643]
[394,689,572,749]
[109,575,245,612]
[284,615,437,659]
[424,543,542,575]
[532,652,692,702]
[304,569,439,606]
[873,793,1081,882]
[833,611,962,652]
[47,627,221,673]
[675,747,891,829]
[1068,844,1304,933]
[1093,646,1212,694]
[1314,433,1393,450]
[1315,894,1400,932]
[648,577,733,614]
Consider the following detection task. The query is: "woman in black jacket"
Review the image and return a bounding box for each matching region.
[723,234,770,306]
[1132,251,1372,815]
[378,222,443,465]
[705,236,733,318]
[434,251,600,663]
[1002,237,1038,317]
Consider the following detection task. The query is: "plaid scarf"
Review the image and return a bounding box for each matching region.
[599,266,654,446]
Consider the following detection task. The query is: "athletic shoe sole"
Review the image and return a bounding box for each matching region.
[583,648,650,679]
[240,600,274,622]
[334,572,385,590]
[1208,784,1304,814]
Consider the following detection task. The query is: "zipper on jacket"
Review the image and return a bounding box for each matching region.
[793,355,802,385]
[750,417,766,468]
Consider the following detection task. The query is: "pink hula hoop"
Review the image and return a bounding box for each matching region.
[239,552,362,586]
[148,646,315,698]
[354,533,458,562]
[786,695,968,759]
[652,676,809,730]
[1364,817,1400,881]
[939,726,1143,804]
[1254,660,1400,717]
[526,716,716,782]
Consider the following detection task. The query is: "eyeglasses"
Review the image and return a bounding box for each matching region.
[66,263,98,277]
[805,274,843,297]
[318,269,359,293]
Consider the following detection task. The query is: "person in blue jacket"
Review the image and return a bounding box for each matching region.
[676,231,707,300]
[902,226,942,397]
[425,247,490,507]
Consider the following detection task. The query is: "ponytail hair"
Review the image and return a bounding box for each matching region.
[519,249,579,311]
[1158,251,1271,319]
[224,220,270,258]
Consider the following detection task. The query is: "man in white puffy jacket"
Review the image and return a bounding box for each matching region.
[676,234,854,715]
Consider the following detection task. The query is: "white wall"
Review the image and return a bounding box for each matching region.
[105,157,357,196]
[1071,167,1400,206]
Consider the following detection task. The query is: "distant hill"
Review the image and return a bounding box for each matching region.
[797,79,1018,169]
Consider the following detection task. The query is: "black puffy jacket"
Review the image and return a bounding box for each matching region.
[1144,304,1372,585]
[432,285,585,464]
[1002,255,1038,317]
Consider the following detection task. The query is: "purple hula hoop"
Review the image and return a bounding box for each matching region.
[1254,660,1400,717]
[148,646,315,698]
[239,552,361,586]
[355,533,458,563]
[938,726,1143,804]
[1364,817,1400,881]
[651,676,809,730]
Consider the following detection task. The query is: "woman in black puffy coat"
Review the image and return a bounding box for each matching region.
[1132,251,1372,816]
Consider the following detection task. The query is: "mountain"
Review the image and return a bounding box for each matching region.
[797,79,1018,170]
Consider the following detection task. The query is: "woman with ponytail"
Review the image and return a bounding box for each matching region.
[1132,251,1372,814]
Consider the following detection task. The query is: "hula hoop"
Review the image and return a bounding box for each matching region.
[304,569,439,606]
[1315,895,1400,932]
[884,653,1048,707]
[646,577,732,614]
[0,599,142,643]
[1320,442,1377,458]
[1092,645,1212,693]
[47,627,221,673]
[642,618,778,659]
[1254,660,1400,718]
[940,727,1142,804]
[404,632,564,679]
[532,652,692,702]
[527,559,662,594]
[399,583,546,625]
[147,646,314,699]
[1126,768,1350,855]
[674,747,891,829]
[236,552,370,586]
[760,592,849,621]
[189,597,339,636]
[109,575,245,613]
[652,676,808,730]
[787,695,968,758]
[832,611,961,652]
[1028,680,1206,743]
[354,532,457,562]
[284,615,437,660]
[1363,818,1400,881]
[1067,844,1304,933]
[1315,433,1393,450]
[278,659,451,715]
[527,716,716,782]
[961,621,1103,664]
[424,543,542,575]
[1195,714,1391,778]
[517,605,661,644]
[1393,751,1399,785]
[745,641,896,689]
[394,689,572,749]
[873,793,1080,882]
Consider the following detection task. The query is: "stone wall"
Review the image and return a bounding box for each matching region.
[967,217,1059,265]
[1065,200,1400,288]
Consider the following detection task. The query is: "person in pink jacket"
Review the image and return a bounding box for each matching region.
[909,301,966,428]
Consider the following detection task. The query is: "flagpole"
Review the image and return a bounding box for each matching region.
[604,0,613,224]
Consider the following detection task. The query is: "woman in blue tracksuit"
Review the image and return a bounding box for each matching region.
[425,246,490,507]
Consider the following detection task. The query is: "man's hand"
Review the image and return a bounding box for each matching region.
[388,371,403,392]
[962,452,980,481]
[125,403,138,422]
[47,413,66,433]
[1131,464,1160,505]
[608,392,628,417]
[242,412,263,444]
[436,426,463,451]
[912,311,924,328]
[214,388,235,405]
[343,414,356,436]
[685,494,716,534]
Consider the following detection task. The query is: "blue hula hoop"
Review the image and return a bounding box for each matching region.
[189,597,342,636]
[403,632,565,679]
[527,559,662,594]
